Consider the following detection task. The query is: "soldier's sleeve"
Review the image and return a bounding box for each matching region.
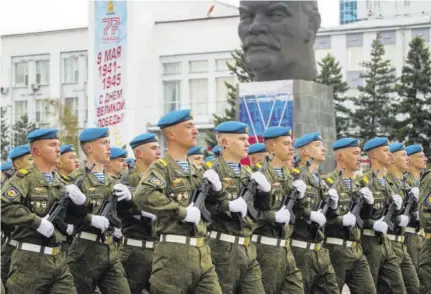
[290,168,312,220]
[195,164,224,201]
[419,173,431,231]
[67,170,96,225]
[354,177,375,229]
[323,177,344,225]
[1,174,42,229]
[134,164,187,219]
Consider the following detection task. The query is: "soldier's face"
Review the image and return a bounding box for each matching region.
[373,146,392,166]
[249,152,267,165]
[341,147,361,171]
[188,154,205,167]
[409,152,428,170]
[222,134,250,160]
[273,136,293,161]
[109,158,126,175]
[174,120,198,148]
[90,138,111,164]
[13,154,34,170]
[59,152,79,174]
[135,142,161,167]
[392,151,408,172]
[305,140,326,162]
[34,139,61,165]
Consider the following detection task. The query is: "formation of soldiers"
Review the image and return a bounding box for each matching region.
[1,108,430,294]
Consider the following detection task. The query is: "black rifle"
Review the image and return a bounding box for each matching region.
[382,180,398,232]
[98,185,123,241]
[402,173,417,217]
[234,154,273,231]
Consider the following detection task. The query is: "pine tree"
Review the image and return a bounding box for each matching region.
[350,33,398,141]
[205,49,255,148]
[314,53,350,137]
[394,37,431,154]
[12,114,37,146]
[1,107,11,161]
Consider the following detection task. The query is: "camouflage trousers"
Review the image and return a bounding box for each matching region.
[404,231,423,271]
[1,243,15,285]
[419,238,431,294]
[6,247,77,294]
[119,240,154,294]
[325,242,376,294]
[291,245,339,294]
[360,234,406,294]
[149,240,222,294]
[208,238,264,294]
[67,237,130,294]
[254,240,303,294]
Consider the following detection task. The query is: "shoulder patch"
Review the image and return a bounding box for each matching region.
[155,159,168,169]
[292,168,300,174]
[256,163,261,168]
[2,187,20,202]
[327,177,334,184]
[16,169,30,178]
[147,175,165,187]
[423,192,431,208]
[205,161,213,168]
[362,177,369,184]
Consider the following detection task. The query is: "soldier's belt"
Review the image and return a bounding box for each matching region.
[251,234,290,248]
[291,239,322,251]
[325,237,357,248]
[404,227,419,234]
[122,237,155,249]
[159,234,205,247]
[209,231,251,247]
[426,233,431,239]
[386,234,404,243]
[17,242,60,256]
[362,229,376,237]
[3,237,18,247]
[76,232,113,245]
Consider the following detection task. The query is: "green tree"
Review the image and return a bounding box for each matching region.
[1,107,11,161]
[314,53,350,137]
[350,33,398,141]
[205,49,255,148]
[394,37,431,154]
[12,114,37,146]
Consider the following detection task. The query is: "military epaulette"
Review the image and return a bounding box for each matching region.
[256,163,262,169]
[155,158,168,169]
[205,161,213,168]
[362,177,369,184]
[292,168,301,175]
[16,169,30,178]
[326,177,334,185]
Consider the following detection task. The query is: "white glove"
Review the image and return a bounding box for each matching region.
[310,210,327,227]
[328,188,339,209]
[113,184,132,202]
[90,215,110,233]
[396,215,410,227]
[342,212,356,227]
[36,216,54,238]
[228,197,247,218]
[410,187,419,201]
[203,169,222,192]
[391,194,403,210]
[293,180,306,199]
[360,187,374,204]
[250,172,271,192]
[113,227,123,239]
[184,206,201,225]
[141,210,157,221]
[373,217,388,234]
[275,208,291,224]
[66,224,74,236]
[65,184,86,205]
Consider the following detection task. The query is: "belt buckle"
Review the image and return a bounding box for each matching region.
[51,247,60,256]
[351,241,357,248]
[400,236,405,243]
[243,237,250,247]
[314,243,321,251]
[105,236,113,245]
[284,239,290,248]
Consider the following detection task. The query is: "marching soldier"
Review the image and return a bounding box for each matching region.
[418,166,431,293]
[358,137,407,294]
[119,133,160,294]
[292,132,339,294]
[67,128,131,294]
[206,121,269,293]
[253,126,305,293]
[2,129,88,293]
[106,147,128,180]
[57,144,80,181]
[0,161,13,185]
[322,138,376,293]
[248,143,268,166]
[187,146,205,168]
[134,109,222,294]
[406,145,428,187]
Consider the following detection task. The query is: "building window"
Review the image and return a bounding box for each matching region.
[64,57,79,83]
[339,0,358,25]
[216,76,235,114]
[163,62,181,75]
[36,60,50,85]
[216,59,234,71]
[189,78,208,115]
[163,81,180,113]
[14,62,28,87]
[65,97,79,118]
[35,100,48,123]
[189,60,208,73]
[14,100,28,122]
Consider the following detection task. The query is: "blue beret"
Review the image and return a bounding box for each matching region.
[1,161,12,171]
[294,154,300,164]
[332,138,359,151]
[212,145,220,155]
[187,146,204,156]
[79,128,109,143]
[60,144,75,155]
[125,158,135,165]
[204,155,215,163]
[157,109,193,129]
[110,147,128,160]
[406,145,423,156]
[262,126,292,139]
[215,121,248,134]
[27,128,59,143]
[130,133,158,149]
[248,143,266,155]
[294,132,322,148]
[363,137,389,152]
[389,143,405,153]
[9,145,31,160]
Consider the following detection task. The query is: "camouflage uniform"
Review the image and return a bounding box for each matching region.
[1,165,78,294]
[67,168,130,294]
[321,170,376,294]
[386,174,420,293]
[288,169,339,294]
[134,155,222,294]
[357,170,406,294]
[419,169,431,294]
[251,161,303,294]
[1,222,17,285]
[205,157,265,293]
[118,167,156,294]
